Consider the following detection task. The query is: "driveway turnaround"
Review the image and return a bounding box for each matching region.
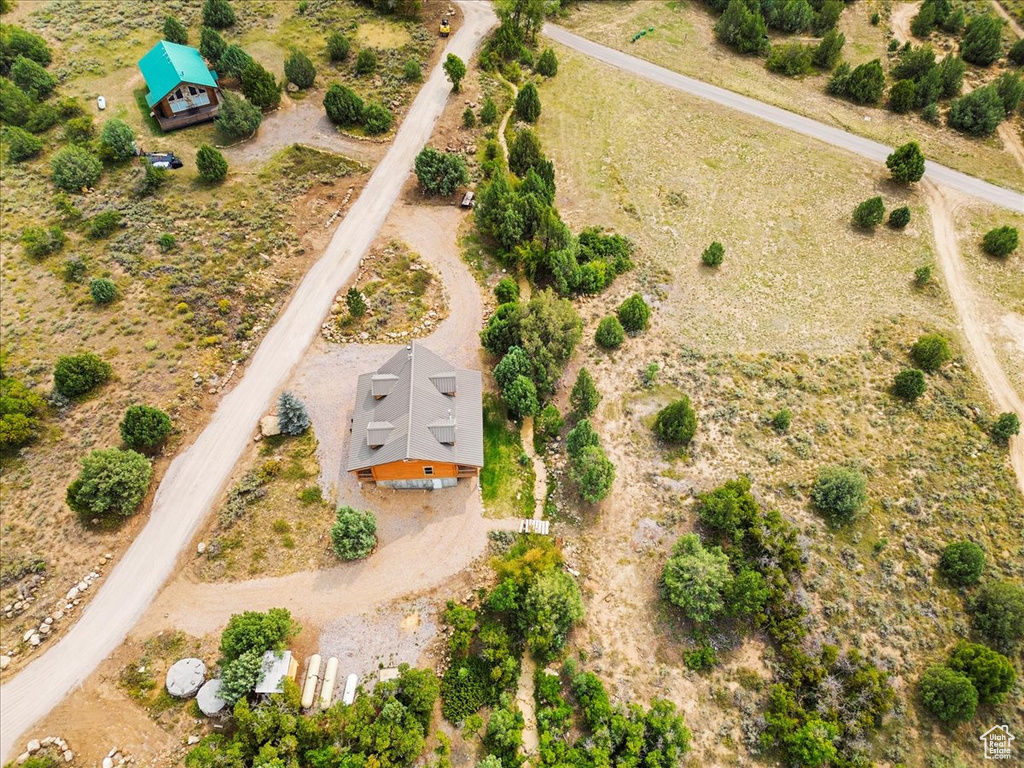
[0,3,496,760]
[544,22,1024,212]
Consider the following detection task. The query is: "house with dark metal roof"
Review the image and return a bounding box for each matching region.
[347,343,483,489]
[138,40,221,132]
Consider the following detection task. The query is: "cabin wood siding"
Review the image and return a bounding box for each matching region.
[156,83,219,118]
[369,460,459,481]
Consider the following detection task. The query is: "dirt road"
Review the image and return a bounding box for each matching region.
[991,0,1024,38]
[543,22,1024,211]
[890,2,921,45]
[0,4,497,759]
[924,183,1024,495]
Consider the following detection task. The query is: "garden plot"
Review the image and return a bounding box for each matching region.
[557,1,1024,191]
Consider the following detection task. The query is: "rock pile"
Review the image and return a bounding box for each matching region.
[14,735,74,764]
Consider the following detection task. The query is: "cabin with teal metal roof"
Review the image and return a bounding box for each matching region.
[138,40,221,131]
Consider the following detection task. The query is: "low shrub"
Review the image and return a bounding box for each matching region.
[938,541,984,586]
[331,506,376,560]
[595,316,624,349]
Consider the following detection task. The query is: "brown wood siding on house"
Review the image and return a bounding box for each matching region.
[367,460,460,482]
[156,83,220,118]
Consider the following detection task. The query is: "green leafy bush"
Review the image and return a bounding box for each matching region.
[766,43,813,76]
[886,141,925,183]
[523,569,584,659]
[0,24,52,74]
[970,581,1024,648]
[480,96,498,124]
[960,14,1004,66]
[569,444,615,503]
[51,145,103,192]
[569,368,600,419]
[914,264,932,286]
[163,15,188,45]
[715,0,769,54]
[414,147,469,196]
[991,412,1020,444]
[536,48,558,76]
[21,225,66,259]
[663,534,732,623]
[158,233,176,252]
[362,102,393,134]
[938,541,984,586]
[918,665,978,723]
[534,404,563,445]
[54,352,112,397]
[595,316,624,349]
[284,49,316,89]
[702,241,724,267]
[323,83,363,125]
[219,607,297,662]
[566,419,598,459]
[328,32,350,61]
[215,90,262,138]
[444,53,466,91]
[771,408,792,433]
[947,642,1016,704]
[494,277,519,304]
[441,656,492,723]
[355,48,377,75]
[403,58,421,82]
[515,81,541,121]
[89,277,118,304]
[911,332,951,371]
[982,226,1019,258]
[240,61,280,110]
[217,44,252,79]
[948,86,1005,136]
[503,375,538,420]
[10,54,55,99]
[196,144,228,182]
[810,465,867,523]
[852,196,885,229]
[331,506,377,560]
[617,293,651,334]
[199,27,227,64]
[892,368,926,401]
[654,397,697,445]
[120,405,172,452]
[202,0,236,29]
[0,78,31,126]
[87,210,122,239]
[888,206,911,228]
[99,118,137,162]
[66,448,153,522]
[0,377,46,450]
[812,29,845,69]
[3,125,42,161]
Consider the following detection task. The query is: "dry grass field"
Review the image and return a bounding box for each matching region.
[954,201,1024,397]
[558,0,1024,191]
[534,45,1023,765]
[539,45,955,354]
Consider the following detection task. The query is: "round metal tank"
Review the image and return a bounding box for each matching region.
[165,658,206,698]
[300,654,321,709]
[319,657,339,709]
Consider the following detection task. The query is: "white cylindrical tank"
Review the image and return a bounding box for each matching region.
[342,673,358,705]
[319,657,339,709]
[301,654,322,709]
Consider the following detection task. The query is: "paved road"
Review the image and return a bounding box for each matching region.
[0,3,496,760]
[544,23,1024,212]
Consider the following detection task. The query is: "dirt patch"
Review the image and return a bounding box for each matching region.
[318,599,439,686]
[357,19,414,49]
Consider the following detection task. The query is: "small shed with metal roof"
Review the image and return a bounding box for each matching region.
[347,343,483,489]
[254,650,299,695]
[138,40,221,131]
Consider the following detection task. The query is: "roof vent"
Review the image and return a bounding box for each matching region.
[428,417,456,446]
[366,421,393,448]
[429,371,457,395]
[371,373,398,399]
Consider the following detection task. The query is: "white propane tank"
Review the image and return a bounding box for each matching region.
[319,657,339,709]
[342,673,358,705]
[301,654,321,709]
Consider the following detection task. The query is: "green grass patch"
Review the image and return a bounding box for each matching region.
[133,87,162,136]
[481,393,535,518]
